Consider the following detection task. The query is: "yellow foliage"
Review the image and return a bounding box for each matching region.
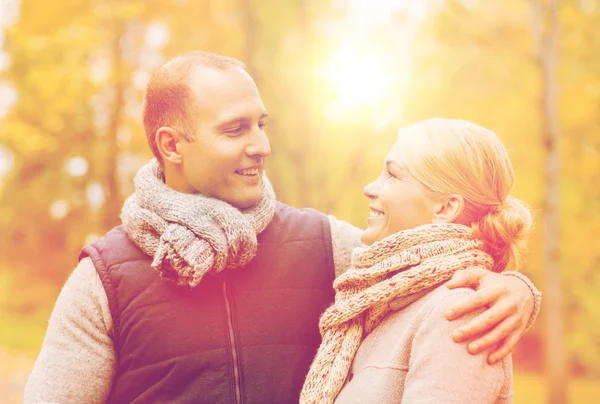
[0,0,599,391]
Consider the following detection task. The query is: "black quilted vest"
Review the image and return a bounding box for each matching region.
[80,202,335,404]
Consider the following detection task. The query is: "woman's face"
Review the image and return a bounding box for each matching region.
[361,143,440,246]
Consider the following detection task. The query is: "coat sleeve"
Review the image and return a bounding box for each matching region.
[327,215,364,278]
[24,257,116,404]
[502,270,542,331]
[402,288,514,404]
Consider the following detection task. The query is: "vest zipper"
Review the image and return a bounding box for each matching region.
[222,280,242,404]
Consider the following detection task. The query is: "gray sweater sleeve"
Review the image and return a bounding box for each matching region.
[327,215,365,278]
[24,257,115,404]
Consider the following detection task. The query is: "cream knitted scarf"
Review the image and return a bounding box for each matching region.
[300,223,495,404]
[121,159,276,287]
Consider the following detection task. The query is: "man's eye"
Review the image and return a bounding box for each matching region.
[225,128,243,136]
[387,170,398,179]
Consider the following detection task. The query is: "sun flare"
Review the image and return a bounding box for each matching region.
[322,48,391,108]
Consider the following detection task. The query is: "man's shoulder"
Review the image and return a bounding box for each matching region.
[272,202,330,227]
[259,202,333,245]
[274,201,327,218]
[80,225,148,268]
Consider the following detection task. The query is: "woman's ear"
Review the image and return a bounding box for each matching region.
[432,194,464,223]
[156,126,186,165]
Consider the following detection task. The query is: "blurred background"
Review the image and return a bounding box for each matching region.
[0,0,598,402]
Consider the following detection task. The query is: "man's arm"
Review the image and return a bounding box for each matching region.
[24,257,116,404]
[445,268,542,364]
[327,215,364,278]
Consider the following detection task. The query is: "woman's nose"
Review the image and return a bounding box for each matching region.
[363,180,379,200]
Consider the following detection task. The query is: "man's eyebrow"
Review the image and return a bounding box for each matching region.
[215,118,244,130]
[216,112,268,128]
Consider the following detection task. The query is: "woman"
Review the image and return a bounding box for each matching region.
[300,118,531,404]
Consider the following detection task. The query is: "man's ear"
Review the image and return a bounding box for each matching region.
[432,194,464,223]
[156,127,185,164]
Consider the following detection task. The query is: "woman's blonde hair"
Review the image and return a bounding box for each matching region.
[394,118,532,272]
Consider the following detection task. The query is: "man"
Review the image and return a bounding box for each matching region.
[25,51,540,404]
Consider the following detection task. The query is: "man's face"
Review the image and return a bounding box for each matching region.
[177,66,271,209]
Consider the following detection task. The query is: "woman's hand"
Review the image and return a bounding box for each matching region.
[444,268,535,364]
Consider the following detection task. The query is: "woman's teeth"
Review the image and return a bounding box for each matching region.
[369,210,383,218]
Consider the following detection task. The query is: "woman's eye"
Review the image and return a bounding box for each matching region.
[258,122,267,130]
[387,170,397,179]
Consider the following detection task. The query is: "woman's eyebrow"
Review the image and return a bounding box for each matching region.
[386,160,402,172]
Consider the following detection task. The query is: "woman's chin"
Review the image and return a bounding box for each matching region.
[360,229,377,246]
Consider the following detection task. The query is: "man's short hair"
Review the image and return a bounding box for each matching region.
[142,51,245,163]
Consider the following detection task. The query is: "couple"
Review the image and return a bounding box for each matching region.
[25,51,540,404]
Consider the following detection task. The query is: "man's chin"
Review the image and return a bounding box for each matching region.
[229,191,263,210]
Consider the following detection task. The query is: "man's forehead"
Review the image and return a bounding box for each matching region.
[186,66,266,122]
[191,66,255,96]
[188,66,238,96]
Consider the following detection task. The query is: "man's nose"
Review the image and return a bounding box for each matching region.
[246,127,271,158]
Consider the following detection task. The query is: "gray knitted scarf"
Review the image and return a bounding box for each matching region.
[121,159,276,287]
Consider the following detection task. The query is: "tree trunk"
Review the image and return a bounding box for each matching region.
[104,27,125,230]
[239,0,260,85]
[291,0,313,208]
[532,0,567,403]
